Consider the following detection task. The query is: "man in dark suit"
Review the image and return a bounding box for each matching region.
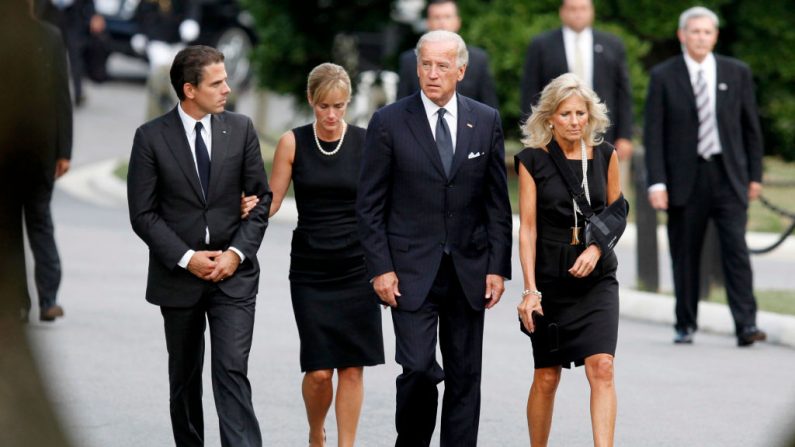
[2,1,73,323]
[396,0,499,109]
[357,30,512,446]
[644,6,766,347]
[520,0,633,160]
[128,45,271,446]
[36,0,105,106]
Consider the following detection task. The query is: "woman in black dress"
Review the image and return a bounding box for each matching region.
[515,73,623,446]
[246,63,384,447]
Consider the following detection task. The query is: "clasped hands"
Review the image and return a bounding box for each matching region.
[187,250,240,283]
[372,272,505,309]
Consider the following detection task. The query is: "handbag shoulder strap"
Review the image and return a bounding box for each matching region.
[545,139,595,218]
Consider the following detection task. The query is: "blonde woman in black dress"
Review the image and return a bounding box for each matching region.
[244,63,384,447]
[515,73,623,447]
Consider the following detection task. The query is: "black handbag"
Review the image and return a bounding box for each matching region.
[546,140,628,255]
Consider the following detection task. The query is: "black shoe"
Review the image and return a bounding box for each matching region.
[737,327,767,347]
[39,305,64,322]
[674,327,695,344]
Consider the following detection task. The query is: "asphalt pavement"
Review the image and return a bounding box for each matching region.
[24,80,795,446]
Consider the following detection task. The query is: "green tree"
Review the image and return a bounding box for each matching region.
[242,0,393,103]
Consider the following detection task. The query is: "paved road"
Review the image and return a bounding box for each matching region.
[25,81,795,446]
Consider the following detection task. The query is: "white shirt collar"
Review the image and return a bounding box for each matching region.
[177,103,212,136]
[682,51,716,80]
[562,26,593,43]
[420,90,458,121]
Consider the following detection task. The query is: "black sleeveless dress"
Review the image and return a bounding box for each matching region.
[289,124,385,372]
[515,142,619,369]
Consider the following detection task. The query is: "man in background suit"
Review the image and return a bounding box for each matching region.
[396,0,499,109]
[357,30,512,446]
[520,0,633,160]
[5,0,73,323]
[36,0,105,106]
[644,6,766,347]
[128,45,271,446]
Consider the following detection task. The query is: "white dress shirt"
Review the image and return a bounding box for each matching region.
[176,104,245,268]
[683,51,721,158]
[563,26,594,89]
[420,91,458,151]
[648,51,721,193]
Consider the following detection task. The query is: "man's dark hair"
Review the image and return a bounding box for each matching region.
[170,45,225,101]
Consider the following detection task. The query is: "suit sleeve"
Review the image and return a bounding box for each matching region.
[485,110,512,279]
[128,127,192,269]
[643,69,666,187]
[356,111,395,277]
[520,39,542,119]
[739,65,764,183]
[52,28,72,160]
[612,39,633,141]
[476,51,499,109]
[228,118,272,260]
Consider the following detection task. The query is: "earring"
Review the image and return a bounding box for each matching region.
[548,123,553,129]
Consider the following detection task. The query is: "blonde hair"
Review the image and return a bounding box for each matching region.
[520,73,610,148]
[307,63,352,105]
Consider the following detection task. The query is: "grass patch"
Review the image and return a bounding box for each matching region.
[707,287,795,316]
[113,161,128,181]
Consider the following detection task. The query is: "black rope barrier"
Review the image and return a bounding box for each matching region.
[749,195,795,255]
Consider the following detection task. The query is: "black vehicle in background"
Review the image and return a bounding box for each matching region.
[95,0,256,89]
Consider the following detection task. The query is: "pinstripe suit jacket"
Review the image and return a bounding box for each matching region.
[356,92,512,311]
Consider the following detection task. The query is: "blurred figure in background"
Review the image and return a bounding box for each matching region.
[0,0,73,444]
[644,6,766,347]
[130,0,201,119]
[520,0,633,162]
[396,0,499,109]
[35,0,105,107]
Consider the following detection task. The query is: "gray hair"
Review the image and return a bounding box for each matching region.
[415,30,469,68]
[520,73,610,148]
[678,6,719,30]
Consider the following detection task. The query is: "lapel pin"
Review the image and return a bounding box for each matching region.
[222,130,227,134]
[594,44,604,53]
[466,123,473,128]
[718,83,728,91]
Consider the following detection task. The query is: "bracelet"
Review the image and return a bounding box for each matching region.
[521,289,542,299]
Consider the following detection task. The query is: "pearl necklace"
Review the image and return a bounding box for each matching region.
[312,121,347,156]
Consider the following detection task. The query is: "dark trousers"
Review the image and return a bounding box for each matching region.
[667,156,757,335]
[391,255,484,447]
[23,182,61,311]
[161,287,261,447]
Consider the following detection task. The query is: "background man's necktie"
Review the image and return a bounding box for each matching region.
[695,69,715,159]
[195,122,211,198]
[435,108,453,177]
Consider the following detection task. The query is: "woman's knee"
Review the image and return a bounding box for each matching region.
[337,367,363,384]
[305,369,334,386]
[532,367,562,395]
[585,355,614,385]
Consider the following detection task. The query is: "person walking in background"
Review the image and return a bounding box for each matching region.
[35,0,105,107]
[396,0,499,109]
[520,0,633,162]
[247,62,385,447]
[128,45,271,446]
[130,0,202,119]
[644,6,766,347]
[357,30,512,446]
[515,73,626,447]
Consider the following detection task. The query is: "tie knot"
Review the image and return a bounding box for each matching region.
[195,122,203,132]
[438,108,447,118]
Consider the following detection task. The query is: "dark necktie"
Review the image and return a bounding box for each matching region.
[195,122,211,198]
[435,108,454,176]
[694,69,714,159]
